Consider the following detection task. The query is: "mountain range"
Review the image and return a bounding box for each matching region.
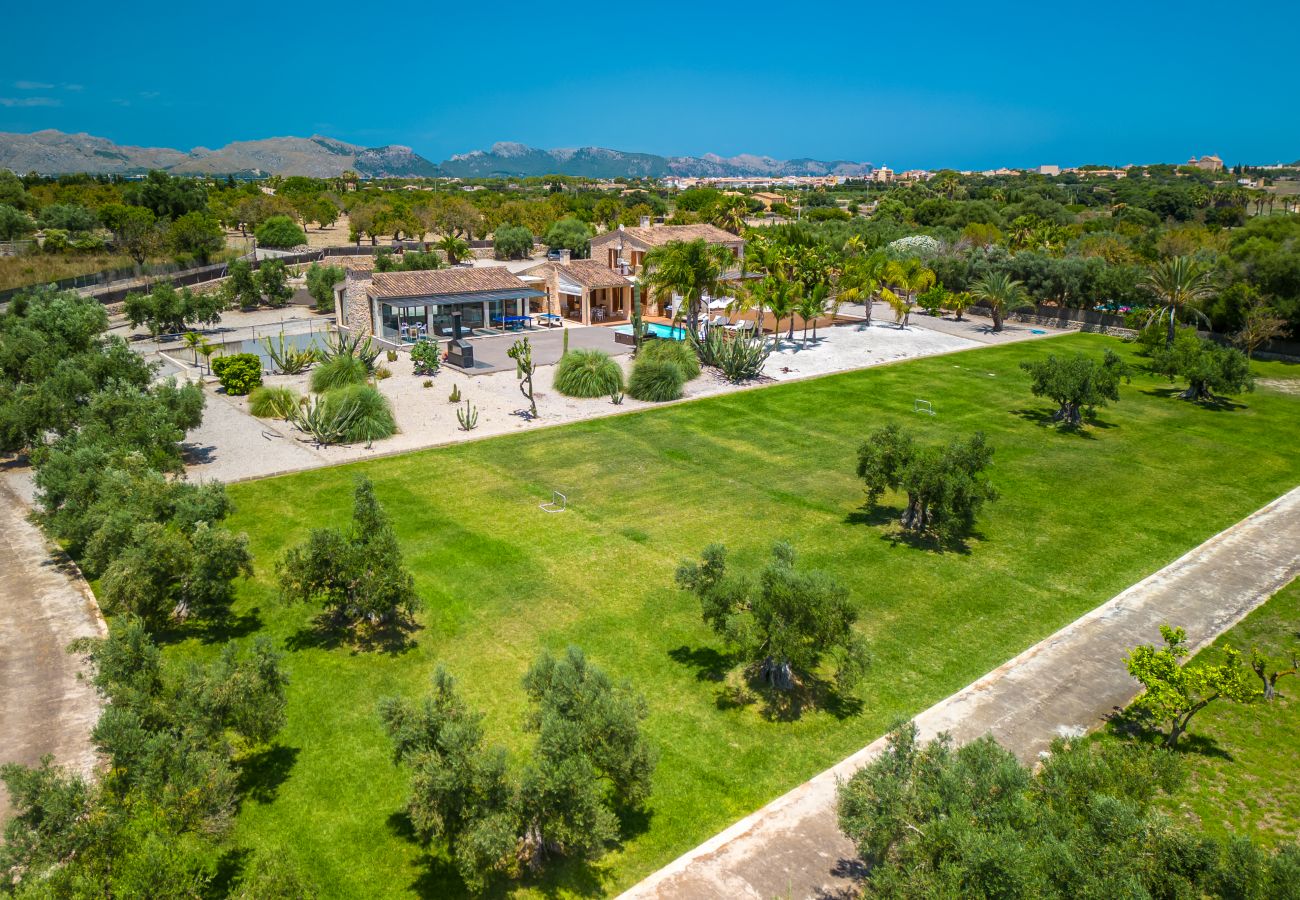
[0,131,873,180]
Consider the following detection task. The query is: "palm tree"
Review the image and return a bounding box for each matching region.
[711,196,749,235]
[835,253,885,327]
[435,234,471,265]
[640,239,736,336]
[765,276,800,343]
[881,258,936,328]
[797,283,830,341]
[969,272,1030,332]
[1139,256,1215,347]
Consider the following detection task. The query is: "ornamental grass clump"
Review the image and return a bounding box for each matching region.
[554,348,624,398]
[310,354,368,393]
[639,339,701,380]
[248,385,301,419]
[627,357,685,402]
[293,384,395,445]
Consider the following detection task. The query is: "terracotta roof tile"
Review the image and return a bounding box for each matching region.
[591,223,743,249]
[522,259,632,290]
[369,266,532,299]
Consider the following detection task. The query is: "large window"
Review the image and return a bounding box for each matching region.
[380,304,428,342]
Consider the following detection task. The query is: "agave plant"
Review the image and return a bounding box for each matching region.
[261,332,319,375]
[694,328,773,383]
[320,330,380,373]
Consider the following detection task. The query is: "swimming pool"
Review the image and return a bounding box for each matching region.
[613,322,689,341]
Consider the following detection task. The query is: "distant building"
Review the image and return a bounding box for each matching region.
[871,167,894,183]
[1037,164,1060,176]
[1188,154,1224,172]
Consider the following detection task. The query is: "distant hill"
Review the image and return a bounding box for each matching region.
[0,130,441,178]
[440,141,873,179]
[0,131,872,180]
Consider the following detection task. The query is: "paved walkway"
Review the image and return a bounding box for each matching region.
[0,477,106,822]
[623,486,1300,899]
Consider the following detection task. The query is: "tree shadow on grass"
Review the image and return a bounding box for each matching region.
[389,811,613,900]
[285,611,419,656]
[844,505,977,555]
[758,673,864,723]
[843,506,897,528]
[150,607,264,648]
[1140,386,1247,411]
[1011,407,1116,436]
[1104,707,1234,761]
[207,847,252,899]
[237,743,300,805]
[667,645,735,682]
[881,524,976,556]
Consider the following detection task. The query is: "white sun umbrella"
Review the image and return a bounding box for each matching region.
[706,294,732,310]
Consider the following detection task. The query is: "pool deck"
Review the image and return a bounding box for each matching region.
[445,324,630,374]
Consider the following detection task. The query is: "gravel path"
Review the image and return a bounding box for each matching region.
[622,486,1300,899]
[0,477,106,823]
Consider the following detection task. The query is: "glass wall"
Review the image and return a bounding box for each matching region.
[380,304,429,342]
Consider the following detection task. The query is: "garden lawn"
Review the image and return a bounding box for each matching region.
[177,333,1300,898]
[1118,578,1300,845]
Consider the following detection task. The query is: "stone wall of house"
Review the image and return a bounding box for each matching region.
[340,273,374,336]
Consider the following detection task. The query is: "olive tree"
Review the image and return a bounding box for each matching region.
[278,477,420,633]
[1020,349,1129,427]
[256,258,293,308]
[676,541,868,692]
[304,262,344,312]
[123,282,225,336]
[1150,328,1254,402]
[855,424,997,543]
[380,648,656,892]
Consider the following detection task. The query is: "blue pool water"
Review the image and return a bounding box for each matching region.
[614,322,688,341]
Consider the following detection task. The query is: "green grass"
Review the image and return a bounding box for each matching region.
[170,333,1300,898]
[1114,578,1300,845]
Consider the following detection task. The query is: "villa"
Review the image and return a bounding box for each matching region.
[588,219,744,277]
[521,252,635,325]
[334,267,544,344]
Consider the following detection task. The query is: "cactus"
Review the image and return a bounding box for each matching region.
[456,400,479,431]
[562,326,570,357]
[507,336,537,418]
[448,383,462,403]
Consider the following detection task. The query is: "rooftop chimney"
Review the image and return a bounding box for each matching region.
[639,215,651,228]
[559,249,571,264]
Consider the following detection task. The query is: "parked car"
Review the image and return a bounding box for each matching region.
[546,248,563,261]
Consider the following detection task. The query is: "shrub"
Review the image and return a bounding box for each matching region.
[305,263,344,313]
[494,224,534,260]
[249,386,301,419]
[310,355,368,393]
[211,353,263,395]
[410,338,440,376]
[639,339,700,380]
[374,366,392,380]
[696,328,772,382]
[627,358,685,402]
[254,215,307,249]
[554,348,624,397]
[293,384,395,444]
[256,258,293,308]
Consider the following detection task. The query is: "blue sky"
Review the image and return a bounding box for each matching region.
[2,0,1294,170]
